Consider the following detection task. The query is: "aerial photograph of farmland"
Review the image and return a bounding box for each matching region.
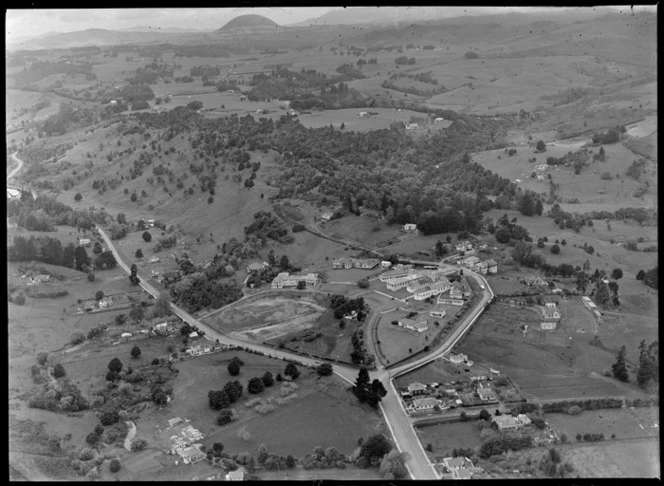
[7,5,658,481]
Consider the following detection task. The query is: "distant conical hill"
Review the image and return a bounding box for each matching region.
[217,14,279,32]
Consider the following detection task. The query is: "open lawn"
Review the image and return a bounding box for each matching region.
[564,439,660,478]
[416,421,483,460]
[257,466,383,480]
[546,407,659,443]
[155,351,388,459]
[394,357,495,390]
[376,310,437,364]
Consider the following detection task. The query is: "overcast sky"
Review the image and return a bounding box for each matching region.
[7,6,641,40]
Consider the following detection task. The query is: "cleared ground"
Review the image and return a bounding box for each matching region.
[565,439,660,478]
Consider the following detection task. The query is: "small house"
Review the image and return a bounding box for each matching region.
[405,123,419,130]
[449,353,467,365]
[429,306,447,318]
[489,368,500,376]
[407,382,428,395]
[542,302,561,321]
[381,261,393,268]
[189,331,199,339]
[247,262,267,273]
[398,318,428,334]
[79,238,91,246]
[476,383,497,402]
[516,414,532,426]
[412,397,438,411]
[321,212,334,221]
[148,256,161,263]
[180,446,205,464]
[403,223,417,231]
[239,95,247,101]
[227,469,245,481]
[121,332,132,339]
[492,415,520,431]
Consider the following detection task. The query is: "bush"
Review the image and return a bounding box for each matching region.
[464,51,479,59]
[357,278,369,289]
[131,438,148,451]
[567,405,582,415]
[217,409,233,426]
[317,363,333,376]
[53,363,66,378]
[109,459,121,473]
[87,272,95,282]
[70,331,86,345]
[248,377,265,394]
[78,447,96,461]
[100,410,121,426]
[130,346,141,359]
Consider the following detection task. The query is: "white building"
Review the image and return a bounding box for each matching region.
[386,275,420,291]
[411,397,438,411]
[79,238,91,246]
[398,318,429,334]
[403,223,418,231]
[381,261,393,268]
[271,272,318,289]
[449,353,467,364]
[414,281,451,301]
[429,306,447,318]
[321,212,334,221]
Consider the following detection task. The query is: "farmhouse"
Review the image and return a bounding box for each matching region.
[381,261,392,268]
[148,256,160,263]
[386,275,420,291]
[476,383,497,402]
[475,259,498,275]
[438,297,464,306]
[516,414,532,426]
[429,305,447,318]
[320,212,334,221]
[398,318,429,334]
[354,258,380,269]
[332,258,354,269]
[524,275,547,286]
[358,111,368,117]
[581,296,598,310]
[489,368,501,376]
[405,123,419,130]
[459,255,480,268]
[442,456,477,479]
[434,117,446,123]
[449,353,468,365]
[7,188,21,199]
[542,302,561,321]
[407,382,428,395]
[246,262,268,273]
[179,445,205,464]
[155,322,169,334]
[271,272,318,289]
[414,281,451,300]
[492,415,520,431]
[455,241,474,252]
[403,223,418,231]
[121,332,132,339]
[226,469,245,481]
[27,274,50,285]
[78,238,91,246]
[411,397,439,412]
[541,321,557,330]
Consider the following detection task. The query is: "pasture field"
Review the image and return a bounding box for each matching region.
[545,407,659,442]
[322,213,405,248]
[256,466,383,481]
[564,439,660,478]
[454,299,654,401]
[416,421,483,460]
[295,107,429,132]
[149,351,388,460]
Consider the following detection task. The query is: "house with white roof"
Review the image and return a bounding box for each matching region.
[271,272,318,289]
[407,382,428,395]
[386,274,420,291]
[411,397,439,412]
[475,259,498,275]
[414,281,451,300]
[429,306,447,318]
[398,318,428,334]
[403,223,418,231]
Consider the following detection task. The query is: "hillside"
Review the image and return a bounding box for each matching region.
[217,14,279,32]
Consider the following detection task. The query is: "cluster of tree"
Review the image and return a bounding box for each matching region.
[636,340,659,389]
[479,434,532,458]
[190,65,221,78]
[126,62,174,85]
[12,59,95,86]
[246,66,340,102]
[352,367,387,408]
[41,102,96,137]
[244,211,292,244]
[381,79,447,98]
[592,126,625,145]
[491,214,532,244]
[335,63,366,79]
[540,396,623,414]
[290,82,367,111]
[94,250,118,270]
[330,295,367,320]
[168,273,243,313]
[208,379,244,410]
[215,80,239,92]
[638,267,658,289]
[355,434,393,468]
[575,432,605,442]
[8,191,108,231]
[539,448,574,478]
[173,45,232,58]
[28,375,90,413]
[101,83,156,104]
[465,51,479,59]
[394,56,416,65]
[246,266,281,288]
[300,445,347,470]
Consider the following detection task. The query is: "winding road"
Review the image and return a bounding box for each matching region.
[97,224,494,479]
[9,149,494,479]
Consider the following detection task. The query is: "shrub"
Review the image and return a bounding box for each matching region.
[53,363,66,378]
[217,409,233,426]
[567,406,582,415]
[70,331,86,345]
[78,447,96,461]
[130,346,141,359]
[317,363,333,376]
[248,377,265,394]
[109,459,121,473]
[100,410,121,426]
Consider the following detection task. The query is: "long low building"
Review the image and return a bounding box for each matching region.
[271,272,318,289]
[387,274,420,291]
[398,318,429,334]
[414,281,451,301]
[332,258,380,270]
